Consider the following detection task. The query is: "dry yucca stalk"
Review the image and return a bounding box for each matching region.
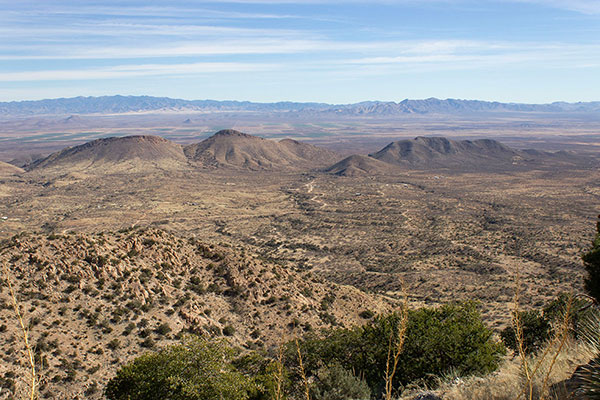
[384,282,409,400]
[271,342,286,400]
[2,262,39,400]
[295,338,311,400]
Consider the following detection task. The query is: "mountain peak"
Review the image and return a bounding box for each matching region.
[369,136,518,170]
[212,129,255,138]
[184,130,340,170]
[28,135,188,172]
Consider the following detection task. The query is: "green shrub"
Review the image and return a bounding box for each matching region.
[155,322,172,336]
[287,301,504,396]
[107,339,120,350]
[310,363,371,400]
[500,310,552,355]
[233,352,286,400]
[223,325,236,336]
[105,336,253,400]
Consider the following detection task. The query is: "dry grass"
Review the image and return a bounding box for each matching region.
[511,267,574,400]
[397,272,592,400]
[397,338,595,400]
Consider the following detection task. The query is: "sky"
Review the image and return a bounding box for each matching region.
[1,0,599,103]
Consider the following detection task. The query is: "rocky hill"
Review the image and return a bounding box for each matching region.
[184,129,340,170]
[322,136,592,174]
[0,228,388,399]
[27,135,189,173]
[368,136,520,169]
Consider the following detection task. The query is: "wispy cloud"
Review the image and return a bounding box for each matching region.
[0,39,332,60]
[3,39,598,83]
[0,62,279,82]
[0,0,597,102]
[514,0,600,14]
[341,41,600,71]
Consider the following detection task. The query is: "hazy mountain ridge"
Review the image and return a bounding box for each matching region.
[2,95,599,116]
[0,95,331,116]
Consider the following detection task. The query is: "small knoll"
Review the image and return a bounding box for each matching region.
[369,136,519,169]
[184,129,340,170]
[28,135,189,172]
[0,161,24,175]
[278,138,340,165]
[324,154,401,177]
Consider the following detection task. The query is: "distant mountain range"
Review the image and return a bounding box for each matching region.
[1,95,600,116]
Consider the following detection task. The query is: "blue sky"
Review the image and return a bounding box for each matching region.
[1,0,599,103]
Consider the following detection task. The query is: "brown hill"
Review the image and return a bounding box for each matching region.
[369,136,519,169]
[28,135,189,172]
[0,161,24,175]
[324,154,401,177]
[0,228,388,399]
[184,129,340,170]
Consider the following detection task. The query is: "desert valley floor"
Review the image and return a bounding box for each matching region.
[0,130,599,398]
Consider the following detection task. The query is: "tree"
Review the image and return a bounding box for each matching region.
[105,336,252,400]
[583,215,600,303]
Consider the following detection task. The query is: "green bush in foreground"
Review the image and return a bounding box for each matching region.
[288,301,505,397]
[311,363,371,400]
[104,302,504,400]
[105,336,253,400]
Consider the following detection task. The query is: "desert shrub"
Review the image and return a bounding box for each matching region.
[583,215,600,303]
[105,336,253,400]
[107,339,120,350]
[287,301,504,396]
[155,322,172,336]
[223,325,236,336]
[500,309,552,355]
[310,363,371,400]
[233,352,286,400]
[139,337,155,348]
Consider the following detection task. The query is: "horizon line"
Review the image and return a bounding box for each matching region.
[2,94,599,106]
